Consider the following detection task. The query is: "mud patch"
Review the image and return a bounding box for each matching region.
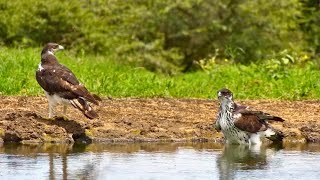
[0,96,319,143]
[0,111,70,143]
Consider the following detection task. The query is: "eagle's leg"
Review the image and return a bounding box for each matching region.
[45,92,57,118]
[48,103,56,118]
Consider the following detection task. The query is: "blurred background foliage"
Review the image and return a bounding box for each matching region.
[0,0,319,74]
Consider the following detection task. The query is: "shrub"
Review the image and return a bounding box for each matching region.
[0,0,318,73]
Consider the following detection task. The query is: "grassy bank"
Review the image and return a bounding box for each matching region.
[1,47,320,100]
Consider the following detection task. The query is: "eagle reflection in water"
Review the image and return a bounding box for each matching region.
[217,143,283,180]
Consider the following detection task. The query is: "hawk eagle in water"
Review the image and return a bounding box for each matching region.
[215,88,284,145]
[36,43,101,119]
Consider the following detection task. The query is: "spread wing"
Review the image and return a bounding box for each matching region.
[36,64,100,105]
[233,110,284,133]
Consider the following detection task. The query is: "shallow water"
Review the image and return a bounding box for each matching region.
[0,142,320,180]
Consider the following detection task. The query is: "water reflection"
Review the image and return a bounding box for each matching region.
[217,143,283,180]
[0,143,223,179]
[1,142,320,179]
[0,142,224,154]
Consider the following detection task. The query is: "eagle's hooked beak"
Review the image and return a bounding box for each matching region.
[58,45,64,50]
[51,44,64,53]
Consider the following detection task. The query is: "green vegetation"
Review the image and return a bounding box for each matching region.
[1,48,320,100]
[0,1,320,99]
[0,0,319,73]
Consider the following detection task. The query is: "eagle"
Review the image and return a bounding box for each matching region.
[215,88,284,145]
[36,43,101,119]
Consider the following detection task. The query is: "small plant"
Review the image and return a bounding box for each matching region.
[264,49,312,80]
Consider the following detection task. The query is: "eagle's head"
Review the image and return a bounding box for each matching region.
[41,42,64,55]
[217,88,233,104]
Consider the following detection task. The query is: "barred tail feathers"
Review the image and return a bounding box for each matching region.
[70,97,99,119]
[264,128,284,142]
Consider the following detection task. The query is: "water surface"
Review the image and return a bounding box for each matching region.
[0,142,320,180]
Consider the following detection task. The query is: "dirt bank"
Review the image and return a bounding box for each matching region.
[0,96,319,144]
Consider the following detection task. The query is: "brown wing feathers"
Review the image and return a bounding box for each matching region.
[241,111,284,122]
[243,111,284,122]
[234,110,284,133]
[58,78,100,104]
[234,113,266,133]
[70,84,100,105]
[234,103,248,113]
[58,72,101,119]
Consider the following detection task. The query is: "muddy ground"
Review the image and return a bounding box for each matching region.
[0,96,319,144]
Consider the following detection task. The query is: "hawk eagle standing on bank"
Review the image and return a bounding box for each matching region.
[36,43,101,119]
[215,88,284,145]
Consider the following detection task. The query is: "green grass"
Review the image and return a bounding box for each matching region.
[1,47,320,100]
